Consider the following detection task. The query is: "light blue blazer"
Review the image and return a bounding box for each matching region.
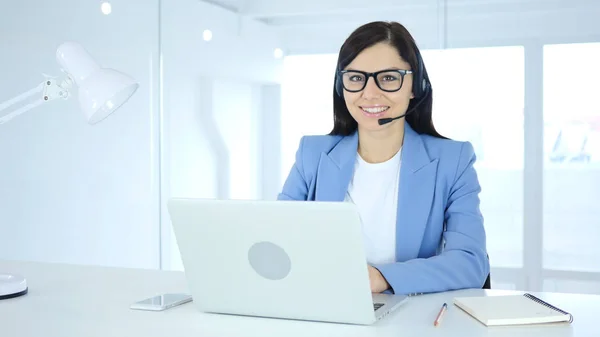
[277,121,490,295]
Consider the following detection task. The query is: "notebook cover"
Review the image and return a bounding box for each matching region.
[453,294,573,326]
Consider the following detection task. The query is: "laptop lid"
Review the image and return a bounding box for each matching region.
[167,198,378,324]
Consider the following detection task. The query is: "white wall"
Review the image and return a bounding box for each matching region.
[258,84,284,200]
[0,0,161,269]
[159,0,284,270]
[0,0,284,271]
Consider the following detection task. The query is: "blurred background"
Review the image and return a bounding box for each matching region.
[1,0,599,294]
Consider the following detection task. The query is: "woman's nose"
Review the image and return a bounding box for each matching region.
[362,77,382,98]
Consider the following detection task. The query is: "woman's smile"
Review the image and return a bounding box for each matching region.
[359,105,390,117]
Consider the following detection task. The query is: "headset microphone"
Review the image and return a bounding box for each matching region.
[377,93,427,125]
[378,114,406,126]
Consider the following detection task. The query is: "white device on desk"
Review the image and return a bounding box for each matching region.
[0,274,28,300]
[130,293,192,311]
[167,198,409,325]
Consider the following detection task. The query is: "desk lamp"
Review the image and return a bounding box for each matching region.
[0,41,139,300]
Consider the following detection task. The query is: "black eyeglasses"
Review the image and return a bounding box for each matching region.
[338,69,413,93]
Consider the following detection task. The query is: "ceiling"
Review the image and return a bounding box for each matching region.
[199,0,600,55]
[200,0,597,26]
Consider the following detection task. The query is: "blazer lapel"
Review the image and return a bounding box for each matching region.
[314,132,358,201]
[395,122,439,261]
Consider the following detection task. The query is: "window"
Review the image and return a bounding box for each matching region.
[279,42,600,294]
[280,54,337,186]
[281,46,526,268]
[542,42,600,272]
[543,278,600,294]
[422,46,525,268]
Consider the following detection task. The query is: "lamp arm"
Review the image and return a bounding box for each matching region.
[0,75,73,125]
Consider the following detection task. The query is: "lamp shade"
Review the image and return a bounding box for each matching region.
[56,42,139,124]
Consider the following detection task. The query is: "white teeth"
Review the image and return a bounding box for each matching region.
[361,107,389,113]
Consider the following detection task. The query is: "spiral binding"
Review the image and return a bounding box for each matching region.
[523,293,574,323]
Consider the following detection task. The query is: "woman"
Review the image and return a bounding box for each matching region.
[278,21,490,295]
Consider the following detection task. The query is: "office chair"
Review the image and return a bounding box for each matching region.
[482,254,491,289]
[482,273,491,289]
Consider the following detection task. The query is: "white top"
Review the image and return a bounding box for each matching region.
[345,148,401,265]
[1,259,595,337]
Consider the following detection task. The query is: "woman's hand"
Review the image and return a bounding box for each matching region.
[368,265,390,293]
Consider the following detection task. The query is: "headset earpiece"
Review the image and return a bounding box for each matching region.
[335,79,343,97]
[412,46,430,99]
[335,74,343,97]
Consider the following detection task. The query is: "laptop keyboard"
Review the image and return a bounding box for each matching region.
[373,303,384,311]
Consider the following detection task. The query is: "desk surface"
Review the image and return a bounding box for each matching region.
[0,259,596,337]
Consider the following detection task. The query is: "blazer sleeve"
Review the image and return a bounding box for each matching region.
[372,141,490,294]
[277,136,309,201]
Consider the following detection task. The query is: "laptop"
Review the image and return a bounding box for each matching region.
[167,198,408,325]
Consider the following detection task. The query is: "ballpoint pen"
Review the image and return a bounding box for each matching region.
[433,302,447,327]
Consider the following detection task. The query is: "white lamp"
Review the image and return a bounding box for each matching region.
[0,42,139,300]
[0,41,139,125]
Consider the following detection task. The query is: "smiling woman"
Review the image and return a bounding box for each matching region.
[330,22,443,141]
[337,42,417,134]
[278,21,490,295]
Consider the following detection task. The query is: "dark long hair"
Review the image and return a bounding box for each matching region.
[329,21,445,138]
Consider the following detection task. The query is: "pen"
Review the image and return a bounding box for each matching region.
[433,302,447,327]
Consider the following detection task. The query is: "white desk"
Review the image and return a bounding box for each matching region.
[0,259,596,337]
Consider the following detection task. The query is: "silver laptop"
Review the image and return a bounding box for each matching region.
[167,198,408,325]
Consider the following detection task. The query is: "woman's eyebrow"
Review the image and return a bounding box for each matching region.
[345,66,404,71]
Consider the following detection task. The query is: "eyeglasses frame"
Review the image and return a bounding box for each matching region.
[337,69,414,93]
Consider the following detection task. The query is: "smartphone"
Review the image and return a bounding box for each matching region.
[130,293,192,311]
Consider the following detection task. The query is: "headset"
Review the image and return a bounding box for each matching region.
[335,43,431,100]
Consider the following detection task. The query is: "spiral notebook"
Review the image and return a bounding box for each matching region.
[453,293,574,326]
